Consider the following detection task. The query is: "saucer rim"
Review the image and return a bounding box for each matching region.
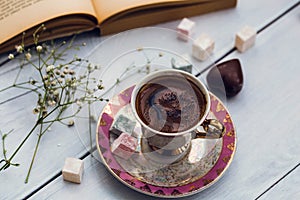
[96,86,237,198]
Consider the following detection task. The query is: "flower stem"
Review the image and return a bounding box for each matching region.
[0,122,39,171]
[25,104,65,182]
[88,102,92,151]
[24,132,42,183]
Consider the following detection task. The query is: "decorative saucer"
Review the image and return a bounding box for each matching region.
[96,86,236,198]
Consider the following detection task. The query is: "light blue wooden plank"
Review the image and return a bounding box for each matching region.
[260,165,300,200]
[0,93,98,199]
[29,3,300,200]
[156,0,300,59]
[29,155,158,200]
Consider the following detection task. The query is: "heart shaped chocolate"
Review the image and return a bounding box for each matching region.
[206,59,243,98]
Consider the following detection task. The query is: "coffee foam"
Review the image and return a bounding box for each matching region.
[136,75,206,133]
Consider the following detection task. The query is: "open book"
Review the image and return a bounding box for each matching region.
[0,0,237,54]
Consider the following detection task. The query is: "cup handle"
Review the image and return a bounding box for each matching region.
[193,119,225,139]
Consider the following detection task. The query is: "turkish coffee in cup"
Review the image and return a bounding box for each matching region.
[131,69,225,164]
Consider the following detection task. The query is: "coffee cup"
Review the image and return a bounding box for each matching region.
[131,69,225,164]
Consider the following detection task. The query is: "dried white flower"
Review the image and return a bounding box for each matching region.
[53,90,60,96]
[43,75,48,81]
[68,120,75,126]
[8,54,14,59]
[76,100,82,107]
[63,69,69,75]
[36,45,43,52]
[16,45,23,53]
[57,78,63,83]
[25,53,32,60]
[94,65,100,70]
[69,70,75,75]
[47,100,56,106]
[51,80,57,86]
[32,107,39,114]
[54,69,61,76]
[46,65,55,72]
[29,78,36,85]
[71,82,77,87]
[87,64,94,72]
[87,89,93,94]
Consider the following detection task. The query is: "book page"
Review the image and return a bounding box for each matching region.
[0,0,96,44]
[92,0,212,23]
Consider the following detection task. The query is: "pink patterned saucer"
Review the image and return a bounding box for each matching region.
[96,86,236,198]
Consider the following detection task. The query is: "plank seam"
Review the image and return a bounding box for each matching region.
[255,163,300,200]
[257,1,300,34]
[196,0,300,77]
[11,1,300,199]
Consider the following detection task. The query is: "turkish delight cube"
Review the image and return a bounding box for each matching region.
[62,157,84,184]
[110,114,136,136]
[111,132,138,160]
[177,18,195,41]
[235,26,256,52]
[192,33,215,61]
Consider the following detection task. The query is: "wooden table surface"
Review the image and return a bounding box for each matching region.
[0,0,300,199]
